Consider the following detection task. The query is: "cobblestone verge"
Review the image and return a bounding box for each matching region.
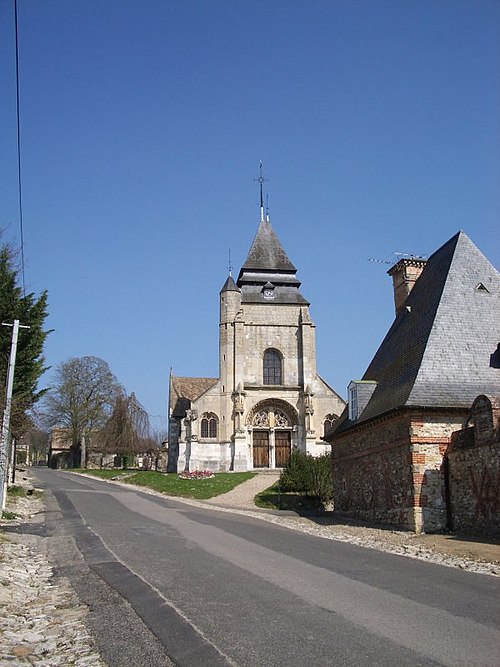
[0,485,105,667]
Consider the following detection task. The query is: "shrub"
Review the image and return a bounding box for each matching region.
[280,449,310,492]
[279,450,333,504]
[307,454,333,504]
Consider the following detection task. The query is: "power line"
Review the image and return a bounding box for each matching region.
[14,0,26,296]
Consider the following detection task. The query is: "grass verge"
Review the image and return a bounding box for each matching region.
[70,469,256,500]
[7,485,25,497]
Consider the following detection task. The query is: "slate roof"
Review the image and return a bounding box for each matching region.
[170,376,219,418]
[237,219,309,305]
[220,275,240,293]
[239,219,296,273]
[332,231,500,434]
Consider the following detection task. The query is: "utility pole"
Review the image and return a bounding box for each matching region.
[1,319,29,512]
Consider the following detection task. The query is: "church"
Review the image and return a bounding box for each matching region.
[167,195,345,473]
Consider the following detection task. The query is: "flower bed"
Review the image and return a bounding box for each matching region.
[178,470,215,480]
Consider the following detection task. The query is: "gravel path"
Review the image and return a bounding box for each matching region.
[204,471,280,509]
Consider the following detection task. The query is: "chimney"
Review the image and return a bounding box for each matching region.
[387,258,427,316]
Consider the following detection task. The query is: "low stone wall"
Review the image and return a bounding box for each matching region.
[177,440,231,472]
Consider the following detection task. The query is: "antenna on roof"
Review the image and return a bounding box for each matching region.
[228,248,232,276]
[369,251,428,266]
[265,194,270,222]
[254,161,267,222]
[394,251,427,260]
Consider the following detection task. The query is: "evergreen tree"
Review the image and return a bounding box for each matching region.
[0,242,50,438]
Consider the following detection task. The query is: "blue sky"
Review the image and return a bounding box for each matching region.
[1,1,499,421]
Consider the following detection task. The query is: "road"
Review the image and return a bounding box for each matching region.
[32,468,499,667]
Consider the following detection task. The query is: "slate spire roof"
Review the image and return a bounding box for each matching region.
[336,231,500,432]
[240,219,297,273]
[237,218,309,305]
[220,274,240,294]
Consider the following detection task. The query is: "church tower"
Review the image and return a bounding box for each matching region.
[215,172,345,470]
[170,169,345,473]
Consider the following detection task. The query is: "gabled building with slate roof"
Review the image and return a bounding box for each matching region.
[326,231,500,533]
[168,208,345,473]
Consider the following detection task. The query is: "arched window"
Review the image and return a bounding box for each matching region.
[323,414,338,437]
[200,413,218,438]
[263,349,282,385]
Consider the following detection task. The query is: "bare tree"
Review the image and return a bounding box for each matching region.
[98,392,155,466]
[44,356,121,467]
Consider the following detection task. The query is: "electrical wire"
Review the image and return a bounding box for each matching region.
[14,0,26,296]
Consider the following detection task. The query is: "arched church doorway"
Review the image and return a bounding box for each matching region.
[247,400,297,469]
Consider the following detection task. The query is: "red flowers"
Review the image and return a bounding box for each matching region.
[178,470,215,480]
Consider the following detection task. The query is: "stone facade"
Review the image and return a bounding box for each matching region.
[169,214,345,473]
[447,395,500,535]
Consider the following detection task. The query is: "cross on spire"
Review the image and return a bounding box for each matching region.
[254,161,267,222]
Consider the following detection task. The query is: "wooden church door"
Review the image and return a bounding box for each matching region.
[275,431,291,467]
[253,431,269,468]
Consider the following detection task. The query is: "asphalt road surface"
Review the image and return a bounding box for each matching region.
[32,469,499,667]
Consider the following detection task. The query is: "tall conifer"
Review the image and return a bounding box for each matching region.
[0,242,50,437]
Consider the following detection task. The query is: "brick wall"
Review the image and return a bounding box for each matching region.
[409,414,464,532]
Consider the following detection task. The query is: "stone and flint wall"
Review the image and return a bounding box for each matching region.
[332,414,414,528]
[447,395,500,536]
[332,410,467,532]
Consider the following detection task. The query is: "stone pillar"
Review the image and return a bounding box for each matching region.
[184,410,197,472]
[304,385,317,455]
[231,383,248,470]
[233,430,248,471]
[233,383,246,433]
[269,428,276,468]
